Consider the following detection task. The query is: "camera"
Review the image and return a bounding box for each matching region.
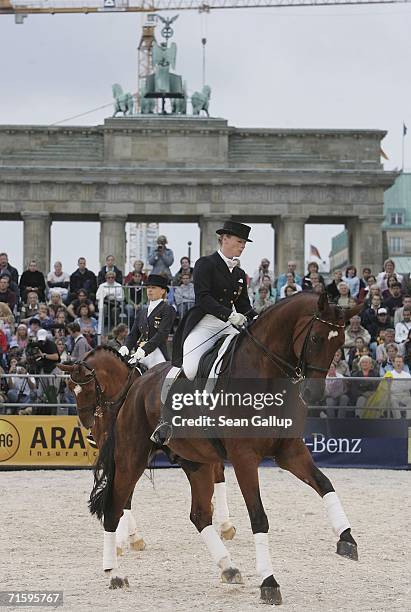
[26,338,43,373]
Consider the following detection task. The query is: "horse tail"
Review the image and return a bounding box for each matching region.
[88,421,116,522]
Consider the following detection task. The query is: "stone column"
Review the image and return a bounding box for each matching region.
[346,217,383,273]
[199,215,227,256]
[99,213,127,272]
[273,216,306,278]
[21,211,51,275]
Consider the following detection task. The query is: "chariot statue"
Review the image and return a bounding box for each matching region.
[142,14,184,114]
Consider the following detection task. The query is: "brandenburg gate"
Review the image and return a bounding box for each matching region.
[0,116,396,274]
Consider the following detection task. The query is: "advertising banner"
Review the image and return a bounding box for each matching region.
[0,416,97,468]
[303,418,410,469]
[0,416,410,469]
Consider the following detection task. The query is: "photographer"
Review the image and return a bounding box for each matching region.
[148,235,174,282]
[27,329,60,414]
[7,357,36,413]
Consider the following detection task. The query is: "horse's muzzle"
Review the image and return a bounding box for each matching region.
[300,379,325,405]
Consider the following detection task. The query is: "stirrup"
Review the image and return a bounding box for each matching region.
[150,422,172,446]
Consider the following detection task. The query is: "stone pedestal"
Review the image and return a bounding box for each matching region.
[347,218,384,273]
[99,213,127,271]
[273,216,306,278]
[199,215,227,256]
[21,211,51,274]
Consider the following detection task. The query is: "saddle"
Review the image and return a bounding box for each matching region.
[156,334,238,458]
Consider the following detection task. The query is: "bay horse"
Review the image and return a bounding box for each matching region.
[59,347,236,553]
[74,293,362,605]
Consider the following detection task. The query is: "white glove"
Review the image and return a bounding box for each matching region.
[129,347,146,364]
[119,345,129,357]
[228,311,247,327]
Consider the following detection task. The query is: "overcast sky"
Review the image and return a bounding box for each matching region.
[1,4,411,276]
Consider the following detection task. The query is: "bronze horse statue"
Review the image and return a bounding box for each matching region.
[65,293,362,605]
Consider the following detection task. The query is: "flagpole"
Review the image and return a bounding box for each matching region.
[402,132,405,171]
[402,122,407,171]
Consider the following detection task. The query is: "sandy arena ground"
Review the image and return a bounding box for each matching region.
[0,467,410,612]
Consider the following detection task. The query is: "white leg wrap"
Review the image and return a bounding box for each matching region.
[103,531,118,571]
[323,492,351,537]
[200,525,232,568]
[124,508,137,536]
[214,482,230,525]
[116,513,130,550]
[254,533,274,582]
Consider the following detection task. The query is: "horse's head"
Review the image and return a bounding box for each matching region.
[58,361,98,429]
[112,83,123,98]
[294,292,363,403]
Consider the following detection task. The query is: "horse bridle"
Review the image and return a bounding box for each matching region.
[69,360,136,418]
[243,312,345,383]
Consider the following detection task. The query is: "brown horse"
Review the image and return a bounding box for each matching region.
[71,293,362,604]
[59,347,236,553]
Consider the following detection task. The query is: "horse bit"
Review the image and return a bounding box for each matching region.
[69,360,136,418]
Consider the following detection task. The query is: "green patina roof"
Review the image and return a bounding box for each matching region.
[383,172,411,228]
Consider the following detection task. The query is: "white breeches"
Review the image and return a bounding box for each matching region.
[141,347,166,370]
[182,314,239,381]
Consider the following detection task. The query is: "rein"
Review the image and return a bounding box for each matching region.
[243,313,345,383]
[70,360,137,417]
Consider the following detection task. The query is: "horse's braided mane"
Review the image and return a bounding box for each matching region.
[86,344,132,369]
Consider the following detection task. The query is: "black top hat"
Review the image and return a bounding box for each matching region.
[144,274,169,292]
[216,221,252,242]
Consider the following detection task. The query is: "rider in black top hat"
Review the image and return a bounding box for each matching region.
[119,274,175,368]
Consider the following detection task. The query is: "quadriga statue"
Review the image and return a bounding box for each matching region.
[191,85,211,117]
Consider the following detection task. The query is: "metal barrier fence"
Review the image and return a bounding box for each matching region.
[96,284,148,343]
[1,373,411,420]
[0,373,76,416]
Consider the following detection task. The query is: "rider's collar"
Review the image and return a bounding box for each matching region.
[217,250,237,271]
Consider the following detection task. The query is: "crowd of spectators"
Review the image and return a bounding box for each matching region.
[0,241,410,419]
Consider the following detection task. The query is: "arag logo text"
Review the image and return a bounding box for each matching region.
[0,419,20,462]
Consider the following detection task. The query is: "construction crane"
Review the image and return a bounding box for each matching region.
[1,0,411,17]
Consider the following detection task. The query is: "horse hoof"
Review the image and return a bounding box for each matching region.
[116,546,124,557]
[221,525,236,541]
[130,537,146,551]
[336,540,358,561]
[109,575,129,589]
[260,586,282,605]
[221,568,243,584]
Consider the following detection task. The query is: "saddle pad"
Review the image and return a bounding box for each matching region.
[198,333,238,395]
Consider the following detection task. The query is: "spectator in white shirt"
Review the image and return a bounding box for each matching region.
[47,261,70,302]
[376,259,403,293]
[96,271,124,333]
[394,307,411,345]
[389,355,411,418]
[394,295,411,326]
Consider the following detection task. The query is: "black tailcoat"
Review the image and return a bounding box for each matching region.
[172,251,254,366]
[125,301,175,360]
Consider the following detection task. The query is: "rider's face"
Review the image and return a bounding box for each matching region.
[147,286,165,301]
[221,235,246,258]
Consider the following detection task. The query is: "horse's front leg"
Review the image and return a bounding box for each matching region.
[213,462,236,540]
[103,441,150,587]
[188,464,243,585]
[276,439,358,561]
[231,452,282,605]
[116,493,146,554]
